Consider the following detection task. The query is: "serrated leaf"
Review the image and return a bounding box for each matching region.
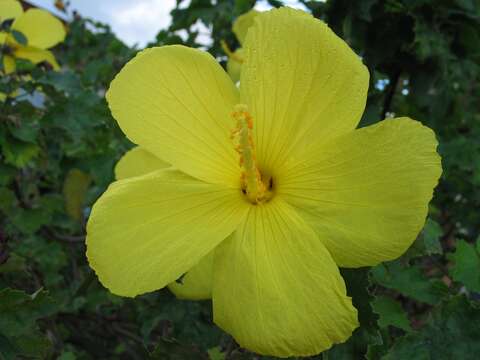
[372,296,411,331]
[449,239,480,292]
[383,296,480,359]
[371,261,448,305]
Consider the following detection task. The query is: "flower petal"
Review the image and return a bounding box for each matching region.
[168,250,214,300]
[3,55,15,74]
[233,10,259,46]
[14,47,60,69]
[115,147,169,180]
[12,9,66,49]
[226,48,244,84]
[277,118,442,267]
[114,147,213,300]
[0,0,23,22]
[213,197,358,357]
[240,7,369,174]
[86,168,249,297]
[106,45,240,186]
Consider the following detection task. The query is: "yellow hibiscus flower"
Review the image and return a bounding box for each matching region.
[222,9,258,83]
[0,0,66,74]
[86,7,442,357]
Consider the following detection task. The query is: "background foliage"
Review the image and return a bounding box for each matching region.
[1,0,480,358]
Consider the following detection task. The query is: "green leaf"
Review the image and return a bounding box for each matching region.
[371,261,448,305]
[10,30,27,46]
[0,288,56,358]
[372,296,411,331]
[207,347,225,360]
[57,351,77,360]
[383,296,480,359]
[0,288,56,336]
[39,70,83,94]
[421,219,443,255]
[1,140,40,168]
[11,208,52,234]
[449,239,480,292]
[326,268,381,358]
[405,219,443,259]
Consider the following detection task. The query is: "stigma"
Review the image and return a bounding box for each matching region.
[231,104,269,204]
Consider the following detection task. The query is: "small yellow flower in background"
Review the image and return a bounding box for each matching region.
[0,0,66,74]
[222,9,258,83]
[86,7,442,358]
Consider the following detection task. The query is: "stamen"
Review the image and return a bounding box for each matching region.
[231,104,266,203]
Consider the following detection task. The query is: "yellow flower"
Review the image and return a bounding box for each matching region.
[0,0,66,74]
[222,9,259,82]
[86,7,442,357]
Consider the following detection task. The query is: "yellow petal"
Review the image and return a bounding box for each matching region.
[240,8,369,174]
[114,147,212,299]
[14,46,60,69]
[106,46,240,186]
[168,250,214,300]
[86,168,249,297]
[12,8,66,49]
[226,48,243,84]
[233,10,259,45]
[115,147,169,180]
[3,55,15,74]
[278,118,442,267]
[213,197,358,357]
[0,0,23,22]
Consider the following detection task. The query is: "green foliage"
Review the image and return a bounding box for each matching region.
[0,288,56,359]
[1,0,480,358]
[449,239,480,292]
[372,296,410,331]
[371,261,448,305]
[383,296,480,360]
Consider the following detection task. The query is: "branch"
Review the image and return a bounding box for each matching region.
[381,70,402,119]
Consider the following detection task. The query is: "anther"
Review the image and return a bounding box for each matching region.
[231,104,267,203]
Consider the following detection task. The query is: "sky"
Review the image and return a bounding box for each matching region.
[29,0,309,47]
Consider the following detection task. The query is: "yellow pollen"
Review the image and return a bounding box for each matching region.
[231,104,267,203]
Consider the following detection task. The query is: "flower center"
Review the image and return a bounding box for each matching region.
[231,104,273,204]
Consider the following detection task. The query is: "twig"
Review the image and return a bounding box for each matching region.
[381,69,401,119]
